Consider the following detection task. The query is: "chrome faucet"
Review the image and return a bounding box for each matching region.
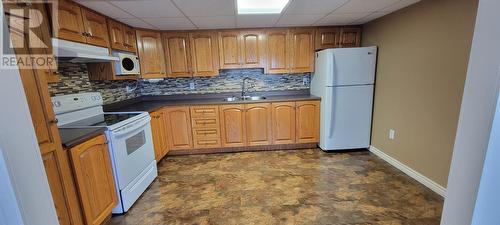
[241,77,253,98]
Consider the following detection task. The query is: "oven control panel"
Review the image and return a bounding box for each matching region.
[51,92,103,115]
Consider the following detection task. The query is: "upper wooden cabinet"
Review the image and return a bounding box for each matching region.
[245,103,272,146]
[69,135,117,225]
[164,107,193,150]
[136,30,167,79]
[163,32,192,77]
[266,28,289,74]
[81,8,109,47]
[296,101,320,143]
[316,27,341,50]
[340,27,362,48]
[218,30,266,69]
[189,31,220,76]
[290,28,315,73]
[108,19,137,53]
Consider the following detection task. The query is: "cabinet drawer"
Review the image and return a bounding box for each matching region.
[193,128,220,139]
[190,106,219,118]
[192,118,219,128]
[193,138,221,149]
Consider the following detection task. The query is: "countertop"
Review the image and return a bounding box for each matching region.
[104,90,320,113]
[59,127,106,149]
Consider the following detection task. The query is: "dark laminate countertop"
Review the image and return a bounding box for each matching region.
[59,127,106,149]
[104,90,320,113]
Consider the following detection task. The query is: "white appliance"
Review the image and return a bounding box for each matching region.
[113,51,140,75]
[310,47,377,151]
[51,93,157,214]
[52,38,119,62]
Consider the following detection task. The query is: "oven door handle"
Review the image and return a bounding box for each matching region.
[113,117,151,137]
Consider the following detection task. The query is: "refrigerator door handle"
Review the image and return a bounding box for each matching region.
[328,87,335,138]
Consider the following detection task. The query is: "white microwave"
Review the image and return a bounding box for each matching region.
[113,52,140,75]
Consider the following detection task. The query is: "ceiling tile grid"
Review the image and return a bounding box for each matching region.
[74,0,421,30]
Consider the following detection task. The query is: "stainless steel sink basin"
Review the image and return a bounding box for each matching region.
[223,96,267,102]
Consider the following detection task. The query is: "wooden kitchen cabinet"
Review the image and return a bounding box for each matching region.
[150,109,169,161]
[218,30,266,69]
[245,103,272,146]
[136,29,167,78]
[163,32,192,77]
[266,28,289,74]
[81,8,109,47]
[340,27,362,47]
[271,102,296,144]
[189,31,219,76]
[290,28,315,73]
[218,30,241,69]
[296,101,320,143]
[108,19,137,53]
[123,26,138,53]
[190,105,221,149]
[69,135,117,225]
[219,104,247,147]
[55,0,86,43]
[164,107,193,150]
[315,27,341,50]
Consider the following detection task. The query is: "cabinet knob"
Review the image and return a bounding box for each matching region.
[49,118,58,124]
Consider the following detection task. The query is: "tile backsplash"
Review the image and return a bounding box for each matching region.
[48,60,311,104]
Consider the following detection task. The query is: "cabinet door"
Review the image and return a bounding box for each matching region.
[218,30,241,69]
[136,30,167,78]
[123,26,137,53]
[70,135,117,225]
[107,19,125,51]
[245,103,272,146]
[190,31,220,76]
[271,102,296,144]
[81,8,109,47]
[240,30,266,68]
[290,28,315,73]
[150,110,168,161]
[42,151,72,225]
[340,27,362,47]
[266,29,289,74]
[219,105,246,147]
[163,32,192,77]
[55,0,86,43]
[315,27,341,50]
[164,107,193,150]
[296,101,320,143]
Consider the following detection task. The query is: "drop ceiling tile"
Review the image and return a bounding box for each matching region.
[315,12,372,25]
[142,17,195,30]
[276,14,324,26]
[352,12,389,24]
[190,16,236,29]
[236,14,280,28]
[74,1,134,18]
[334,0,401,13]
[380,0,421,12]
[172,0,235,16]
[109,0,184,18]
[284,0,349,14]
[116,18,156,29]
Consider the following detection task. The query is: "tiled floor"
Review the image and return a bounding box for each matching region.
[108,149,443,225]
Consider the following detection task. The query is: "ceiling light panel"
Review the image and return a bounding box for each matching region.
[237,0,290,14]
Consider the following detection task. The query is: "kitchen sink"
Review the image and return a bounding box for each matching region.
[222,96,267,102]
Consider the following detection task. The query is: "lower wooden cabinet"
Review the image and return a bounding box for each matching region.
[191,105,221,149]
[271,102,296,144]
[69,135,117,225]
[164,107,193,150]
[296,101,320,143]
[245,103,272,146]
[219,104,247,147]
[150,109,169,161]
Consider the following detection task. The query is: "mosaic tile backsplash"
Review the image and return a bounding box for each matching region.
[48,60,311,104]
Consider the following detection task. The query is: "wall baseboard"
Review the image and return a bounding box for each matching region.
[369,146,447,197]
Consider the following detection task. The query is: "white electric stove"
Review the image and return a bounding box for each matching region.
[51,92,157,214]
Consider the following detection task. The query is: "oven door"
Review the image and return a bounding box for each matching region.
[108,117,155,189]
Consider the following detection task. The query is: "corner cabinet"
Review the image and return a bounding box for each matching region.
[189,31,220,76]
[315,27,341,50]
[136,30,167,79]
[296,101,320,143]
[69,135,117,225]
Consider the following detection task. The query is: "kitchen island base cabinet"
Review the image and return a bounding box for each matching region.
[69,135,117,225]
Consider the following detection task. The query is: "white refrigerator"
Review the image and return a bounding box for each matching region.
[310,47,377,151]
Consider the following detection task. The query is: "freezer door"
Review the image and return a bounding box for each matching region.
[331,47,377,86]
[319,85,374,150]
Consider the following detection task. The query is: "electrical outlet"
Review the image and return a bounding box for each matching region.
[189,81,195,90]
[302,77,309,85]
[389,129,395,140]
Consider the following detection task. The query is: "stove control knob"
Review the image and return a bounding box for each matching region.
[53,101,61,107]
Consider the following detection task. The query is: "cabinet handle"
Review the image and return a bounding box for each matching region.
[49,118,58,124]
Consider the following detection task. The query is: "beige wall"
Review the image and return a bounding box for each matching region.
[362,0,478,187]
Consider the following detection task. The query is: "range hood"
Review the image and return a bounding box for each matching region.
[52,38,119,63]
